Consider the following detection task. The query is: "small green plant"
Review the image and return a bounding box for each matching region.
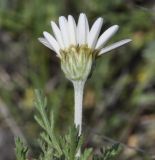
[15,90,121,160]
[15,13,129,160]
[15,137,29,160]
[93,144,120,160]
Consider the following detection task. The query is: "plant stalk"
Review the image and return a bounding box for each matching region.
[73,80,85,136]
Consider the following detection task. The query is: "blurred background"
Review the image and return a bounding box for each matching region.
[0,0,155,159]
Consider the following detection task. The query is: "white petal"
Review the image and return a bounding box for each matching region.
[85,15,89,43]
[43,31,60,56]
[51,21,64,49]
[68,15,77,45]
[88,17,103,48]
[95,25,119,49]
[38,37,53,50]
[98,39,132,55]
[59,16,70,48]
[77,13,88,45]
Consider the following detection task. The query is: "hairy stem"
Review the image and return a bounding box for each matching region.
[73,80,85,136]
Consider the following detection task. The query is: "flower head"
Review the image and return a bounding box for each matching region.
[39,13,131,81]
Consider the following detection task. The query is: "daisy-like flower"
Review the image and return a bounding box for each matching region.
[38,13,131,136]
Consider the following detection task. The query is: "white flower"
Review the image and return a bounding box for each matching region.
[38,13,132,140]
[39,13,131,56]
[38,13,131,81]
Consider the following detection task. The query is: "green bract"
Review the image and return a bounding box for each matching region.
[60,45,98,81]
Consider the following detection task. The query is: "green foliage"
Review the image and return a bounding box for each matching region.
[34,89,62,158]
[34,90,86,159]
[15,137,29,160]
[93,144,120,160]
[34,89,93,160]
[15,89,120,160]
